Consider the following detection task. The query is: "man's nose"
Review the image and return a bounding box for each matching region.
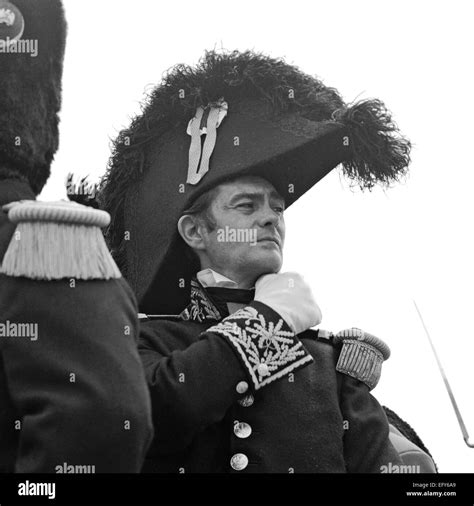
[256,204,281,228]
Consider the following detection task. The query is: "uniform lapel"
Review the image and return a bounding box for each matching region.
[179,278,225,322]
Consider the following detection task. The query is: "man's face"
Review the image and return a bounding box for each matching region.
[198,176,286,286]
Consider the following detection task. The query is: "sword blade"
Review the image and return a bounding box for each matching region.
[413,300,474,448]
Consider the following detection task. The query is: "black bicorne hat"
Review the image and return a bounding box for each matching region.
[0,0,67,195]
[99,50,411,314]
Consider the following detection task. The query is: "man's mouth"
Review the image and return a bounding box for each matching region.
[257,236,281,247]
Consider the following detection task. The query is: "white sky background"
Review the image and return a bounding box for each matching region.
[40,0,474,472]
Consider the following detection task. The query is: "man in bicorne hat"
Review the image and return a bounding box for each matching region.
[100,50,431,472]
[0,0,153,472]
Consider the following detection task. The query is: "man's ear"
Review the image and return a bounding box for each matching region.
[177,215,207,251]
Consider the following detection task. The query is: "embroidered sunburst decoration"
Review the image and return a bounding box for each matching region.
[206,305,313,390]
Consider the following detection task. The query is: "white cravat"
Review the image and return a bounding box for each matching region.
[197,269,322,332]
[196,268,239,289]
[196,268,247,315]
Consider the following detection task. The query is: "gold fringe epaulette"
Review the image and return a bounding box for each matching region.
[0,200,121,280]
[333,327,391,390]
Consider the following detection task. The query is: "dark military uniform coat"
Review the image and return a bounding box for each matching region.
[139,279,402,473]
[0,179,153,472]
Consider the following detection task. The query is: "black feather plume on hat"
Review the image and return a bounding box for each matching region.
[333,99,411,189]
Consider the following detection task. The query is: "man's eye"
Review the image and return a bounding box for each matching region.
[273,206,285,213]
[237,202,254,209]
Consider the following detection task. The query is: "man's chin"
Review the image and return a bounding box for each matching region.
[246,254,282,279]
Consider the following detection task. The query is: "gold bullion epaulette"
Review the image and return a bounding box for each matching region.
[332,327,391,390]
[0,200,121,280]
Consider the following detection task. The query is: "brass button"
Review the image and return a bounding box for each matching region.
[236,381,249,394]
[230,453,249,471]
[257,363,269,376]
[234,422,252,439]
[238,394,254,408]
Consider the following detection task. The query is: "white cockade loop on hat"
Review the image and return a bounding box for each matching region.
[186,107,205,184]
[186,98,228,185]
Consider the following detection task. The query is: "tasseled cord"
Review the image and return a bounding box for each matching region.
[0,201,121,280]
[332,99,412,190]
